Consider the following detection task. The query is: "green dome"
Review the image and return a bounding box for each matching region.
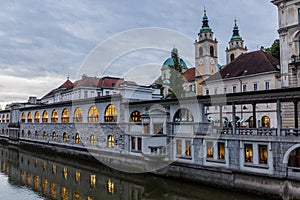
[230,19,243,41]
[162,57,188,69]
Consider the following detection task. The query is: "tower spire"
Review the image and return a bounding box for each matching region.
[200,8,212,33]
[231,18,242,41]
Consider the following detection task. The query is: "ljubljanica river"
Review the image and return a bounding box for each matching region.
[0,144,272,200]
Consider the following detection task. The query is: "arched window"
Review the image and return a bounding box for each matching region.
[199,47,203,57]
[21,112,26,123]
[42,111,48,123]
[1,115,4,123]
[52,132,57,141]
[261,116,270,128]
[28,130,31,138]
[104,104,117,122]
[63,132,68,142]
[88,106,99,122]
[248,116,254,128]
[61,109,69,123]
[230,53,235,62]
[108,135,115,148]
[51,110,58,123]
[35,131,38,139]
[288,147,300,168]
[28,112,32,123]
[43,131,47,140]
[130,111,142,122]
[210,46,214,57]
[22,130,25,137]
[6,114,9,123]
[90,134,96,146]
[173,108,194,122]
[73,107,83,123]
[75,133,80,144]
[34,112,40,123]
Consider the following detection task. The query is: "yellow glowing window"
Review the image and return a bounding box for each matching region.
[28,131,31,138]
[75,133,80,144]
[26,173,31,186]
[90,134,96,146]
[75,171,80,183]
[108,135,115,148]
[1,115,4,123]
[43,131,47,140]
[42,179,48,194]
[63,167,68,179]
[88,106,99,122]
[20,170,24,184]
[207,142,213,158]
[43,162,46,171]
[245,144,253,163]
[61,187,68,200]
[90,175,96,188]
[185,140,191,157]
[63,132,68,142]
[27,112,32,123]
[50,183,57,199]
[34,112,40,123]
[259,145,268,164]
[33,176,39,189]
[35,131,38,139]
[104,104,117,122]
[218,142,225,160]
[130,111,141,122]
[51,109,58,123]
[21,112,26,122]
[52,164,56,174]
[61,108,70,123]
[73,107,83,123]
[6,114,9,123]
[176,140,182,156]
[42,110,48,123]
[73,193,81,200]
[107,179,114,194]
[52,132,57,141]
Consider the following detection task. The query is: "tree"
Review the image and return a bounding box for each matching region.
[166,51,185,99]
[152,76,164,96]
[266,39,280,60]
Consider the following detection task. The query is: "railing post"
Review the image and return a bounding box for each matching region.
[232,103,236,134]
[252,103,257,128]
[277,100,282,136]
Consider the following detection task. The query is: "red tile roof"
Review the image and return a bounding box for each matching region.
[205,50,280,82]
[183,68,195,82]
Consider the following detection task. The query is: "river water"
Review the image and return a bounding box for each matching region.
[0,144,273,200]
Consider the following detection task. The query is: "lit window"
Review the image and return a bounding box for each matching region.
[27,112,32,123]
[75,171,80,183]
[207,142,213,158]
[33,176,39,189]
[90,134,96,146]
[6,114,9,123]
[104,104,117,122]
[90,175,96,188]
[73,107,83,123]
[42,111,48,123]
[35,131,38,139]
[61,187,68,200]
[21,112,26,122]
[63,133,68,142]
[73,193,81,200]
[173,108,194,122]
[108,135,114,148]
[52,164,56,174]
[259,145,268,164]
[244,144,253,163]
[218,142,225,160]
[28,131,31,138]
[52,132,57,141]
[130,111,142,122]
[50,183,57,199]
[265,81,270,90]
[51,110,58,123]
[42,179,48,194]
[43,132,47,140]
[176,140,182,156]
[61,109,69,123]
[34,112,40,123]
[185,140,191,157]
[88,106,99,122]
[107,179,114,194]
[262,116,270,128]
[63,167,68,179]
[75,133,80,144]
[253,83,258,91]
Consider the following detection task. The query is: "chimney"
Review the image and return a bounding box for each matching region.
[28,96,37,104]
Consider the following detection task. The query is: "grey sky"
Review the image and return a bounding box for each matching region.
[0,0,278,108]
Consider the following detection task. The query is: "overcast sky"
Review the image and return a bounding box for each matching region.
[0,0,278,108]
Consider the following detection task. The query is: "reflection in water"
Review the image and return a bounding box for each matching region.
[0,144,273,200]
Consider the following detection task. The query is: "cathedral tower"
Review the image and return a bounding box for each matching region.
[226,19,247,64]
[194,9,218,95]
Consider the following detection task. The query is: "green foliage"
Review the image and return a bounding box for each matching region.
[266,39,280,60]
[166,52,185,99]
[153,76,164,96]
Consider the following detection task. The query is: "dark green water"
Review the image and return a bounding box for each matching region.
[0,144,273,200]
